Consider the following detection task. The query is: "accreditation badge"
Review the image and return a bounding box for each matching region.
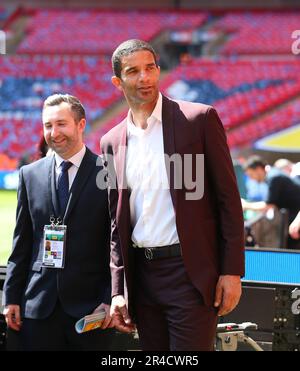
[42,218,67,268]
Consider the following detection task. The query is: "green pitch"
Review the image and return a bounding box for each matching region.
[0,190,17,266]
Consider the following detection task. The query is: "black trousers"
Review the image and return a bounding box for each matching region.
[15,301,114,351]
[133,253,218,351]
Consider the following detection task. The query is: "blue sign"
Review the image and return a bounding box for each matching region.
[0,170,19,190]
[243,248,300,285]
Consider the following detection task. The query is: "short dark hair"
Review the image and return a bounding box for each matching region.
[112,39,158,78]
[43,94,86,123]
[243,155,267,171]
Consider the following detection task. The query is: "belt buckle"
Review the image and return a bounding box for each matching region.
[145,248,154,260]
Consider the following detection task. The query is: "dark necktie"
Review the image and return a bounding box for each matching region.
[57,161,72,215]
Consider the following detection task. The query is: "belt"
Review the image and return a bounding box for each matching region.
[133,243,182,260]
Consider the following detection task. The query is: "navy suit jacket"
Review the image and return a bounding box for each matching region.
[3,148,111,319]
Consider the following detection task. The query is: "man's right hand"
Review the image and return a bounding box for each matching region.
[3,305,22,331]
[110,295,135,333]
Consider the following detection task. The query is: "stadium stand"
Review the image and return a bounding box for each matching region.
[162,59,300,129]
[1,8,300,164]
[227,97,300,148]
[86,110,127,153]
[212,11,300,55]
[0,8,208,162]
[86,58,300,152]
[0,8,8,21]
[0,55,121,159]
[17,9,208,54]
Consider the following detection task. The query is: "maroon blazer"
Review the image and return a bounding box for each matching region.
[100,95,245,314]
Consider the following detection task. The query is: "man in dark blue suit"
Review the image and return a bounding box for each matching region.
[3,94,113,350]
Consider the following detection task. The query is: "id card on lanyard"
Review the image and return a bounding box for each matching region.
[42,217,66,268]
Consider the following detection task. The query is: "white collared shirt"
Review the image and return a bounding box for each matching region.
[54,145,86,190]
[126,93,179,247]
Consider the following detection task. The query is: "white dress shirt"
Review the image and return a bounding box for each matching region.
[126,93,179,247]
[54,145,86,190]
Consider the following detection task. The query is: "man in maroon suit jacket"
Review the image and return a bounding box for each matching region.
[100,39,244,351]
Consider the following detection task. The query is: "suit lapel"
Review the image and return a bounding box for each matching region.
[63,148,95,222]
[162,95,177,211]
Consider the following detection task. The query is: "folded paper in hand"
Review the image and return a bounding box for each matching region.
[75,309,106,333]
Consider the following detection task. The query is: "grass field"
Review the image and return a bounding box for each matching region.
[0,190,17,266]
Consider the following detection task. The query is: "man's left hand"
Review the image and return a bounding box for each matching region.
[214,275,242,316]
[92,303,114,329]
